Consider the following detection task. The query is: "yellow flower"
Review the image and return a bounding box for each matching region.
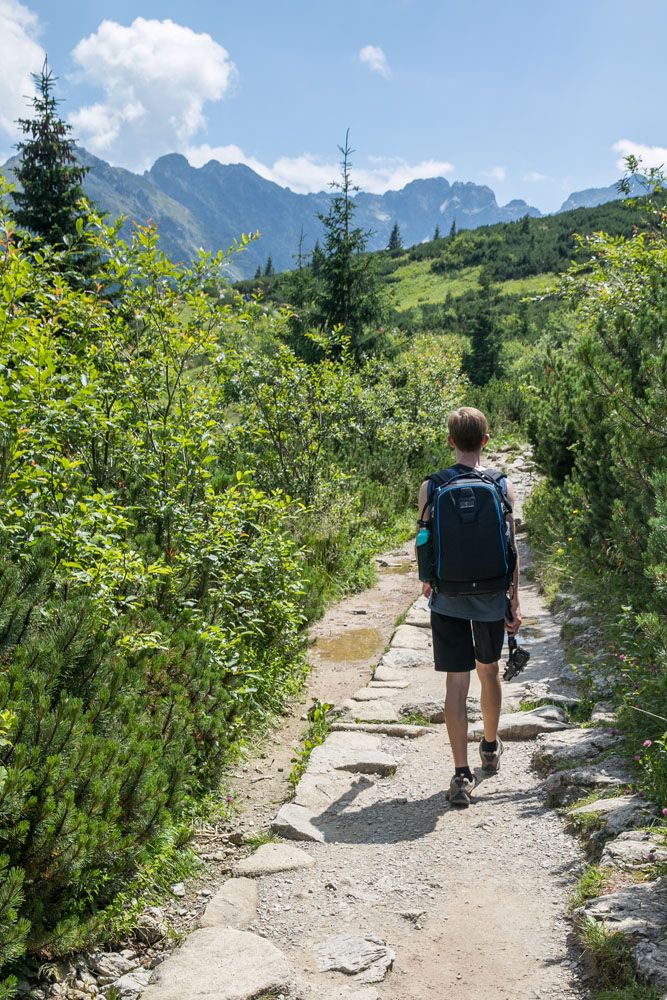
[556,547,565,556]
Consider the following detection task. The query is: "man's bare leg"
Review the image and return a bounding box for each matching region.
[476,659,502,741]
[445,671,471,767]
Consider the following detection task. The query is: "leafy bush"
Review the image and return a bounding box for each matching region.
[0,194,308,973]
[0,180,468,978]
[524,179,667,814]
[229,332,466,615]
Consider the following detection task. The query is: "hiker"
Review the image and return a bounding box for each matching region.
[416,406,521,807]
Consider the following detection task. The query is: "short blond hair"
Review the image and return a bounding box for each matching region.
[447,407,489,451]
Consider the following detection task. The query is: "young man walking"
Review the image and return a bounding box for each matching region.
[417,407,521,807]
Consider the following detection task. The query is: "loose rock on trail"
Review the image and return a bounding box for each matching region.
[134,450,590,1000]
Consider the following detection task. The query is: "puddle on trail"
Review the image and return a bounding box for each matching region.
[378,560,415,576]
[312,627,383,662]
[519,615,545,639]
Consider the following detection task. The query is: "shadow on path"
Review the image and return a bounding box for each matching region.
[308,772,569,846]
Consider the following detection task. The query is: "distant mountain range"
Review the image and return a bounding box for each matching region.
[0,150,643,278]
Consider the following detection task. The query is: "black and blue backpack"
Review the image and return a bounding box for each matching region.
[417,464,516,595]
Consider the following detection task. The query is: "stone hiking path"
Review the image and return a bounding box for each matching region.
[142,453,589,1000]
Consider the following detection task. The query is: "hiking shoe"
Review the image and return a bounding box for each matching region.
[479,736,504,774]
[447,773,476,807]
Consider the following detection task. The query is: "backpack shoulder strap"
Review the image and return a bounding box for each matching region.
[427,467,459,490]
[420,467,458,520]
[479,468,513,513]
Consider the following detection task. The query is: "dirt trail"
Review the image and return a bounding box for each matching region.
[141,452,587,1000]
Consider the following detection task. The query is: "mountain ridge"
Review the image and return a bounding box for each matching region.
[1,149,640,278]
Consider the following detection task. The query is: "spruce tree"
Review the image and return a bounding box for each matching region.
[264,256,274,277]
[311,240,324,276]
[387,222,403,253]
[449,218,457,239]
[13,59,88,245]
[463,272,502,385]
[316,131,384,360]
[254,265,262,279]
[433,224,441,241]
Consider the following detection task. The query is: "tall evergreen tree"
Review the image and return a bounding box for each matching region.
[387,222,403,253]
[254,265,262,279]
[311,240,324,276]
[264,256,274,277]
[463,272,502,386]
[13,59,88,245]
[433,224,441,241]
[449,218,457,239]
[316,131,384,360]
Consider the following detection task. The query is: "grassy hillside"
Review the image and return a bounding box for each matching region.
[245,196,640,324]
[384,261,556,311]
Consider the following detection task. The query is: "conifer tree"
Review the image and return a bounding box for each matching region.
[13,59,88,245]
[387,222,403,253]
[311,240,324,276]
[449,218,457,239]
[463,272,502,385]
[433,224,441,241]
[264,256,274,277]
[316,131,384,360]
[254,265,262,279]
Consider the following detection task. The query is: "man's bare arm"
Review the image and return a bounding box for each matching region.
[505,479,521,634]
[416,480,431,597]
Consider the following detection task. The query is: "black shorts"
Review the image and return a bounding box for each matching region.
[431,611,506,672]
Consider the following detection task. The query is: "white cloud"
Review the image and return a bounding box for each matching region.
[358,45,390,78]
[69,17,236,170]
[523,171,547,182]
[484,166,506,182]
[0,0,45,138]
[185,144,454,194]
[613,138,667,171]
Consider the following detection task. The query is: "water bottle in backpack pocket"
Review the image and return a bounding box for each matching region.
[416,522,436,585]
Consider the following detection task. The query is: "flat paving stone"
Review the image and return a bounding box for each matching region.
[469,705,571,741]
[233,843,316,877]
[533,727,624,772]
[380,647,430,670]
[373,665,409,682]
[308,731,397,776]
[391,624,432,651]
[568,794,653,841]
[404,606,431,628]
[543,756,631,807]
[272,802,327,843]
[600,831,667,871]
[341,700,399,723]
[577,877,667,989]
[200,877,258,928]
[330,721,432,738]
[350,687,400,702]
[368,679,411,689]
[140,927,292,1000]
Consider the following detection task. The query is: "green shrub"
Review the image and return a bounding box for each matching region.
[0,178,468,978]
[524,179,667,813]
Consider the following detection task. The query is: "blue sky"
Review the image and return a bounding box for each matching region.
[1,0,665,211]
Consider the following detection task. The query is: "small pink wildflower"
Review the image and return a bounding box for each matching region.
[643,740,653,748]
[634,754,641,761]
[618,654,627,661]
[662,807,667,816]
[225,794,234,803]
